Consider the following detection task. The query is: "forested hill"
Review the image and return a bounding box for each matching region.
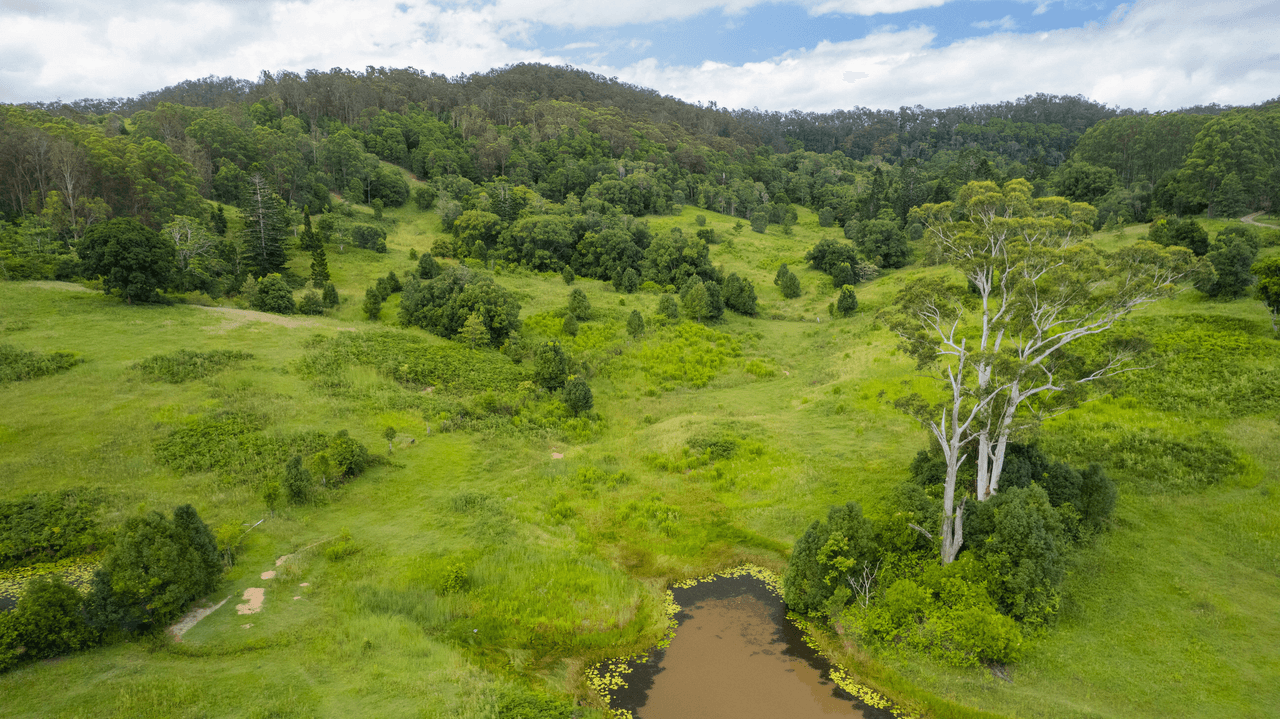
[10,64,1135,158]
[3,62,1280,283]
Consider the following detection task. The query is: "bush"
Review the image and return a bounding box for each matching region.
[0,344,83,385]
[352,225,388,253]
[563,376,593,415]
[783,501,876,615]
[284,454,313,505]
[836,285,858,316]
[568,287,591,320]
[950,605,1024,665]
[695,214,707,226]
[618,267,641,293]
[561,314,578,336]
[0,488,106,570]
[85,506,222,634]
[818,207,835,227]
[626,310,646,337]
[131,349,251,383]
[363,287,383,321]
[657,294,679,320]
[977,485,1066,624]
[399,266,522,348]
[561,265,574,285]
[780,268,801,298]
[324,430,370,480]
[723,273,757,315]
[248,273,295,314]
[322,282,339,307]
[298,290,325,315]
[7,576,93,663]
[750,209,769,233]
[533,341,569,390]
[418,253,441,280]
[413,186,436,210]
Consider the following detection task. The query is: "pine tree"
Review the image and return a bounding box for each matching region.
[836,285,858,316]
[310,246,330,287]
[780,267,801,298]
[322,282,339,308]
[242,174,288,276]
[564,376,594,415]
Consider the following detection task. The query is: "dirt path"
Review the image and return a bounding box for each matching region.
[1242,211,1274,227]
[169,595,232,641]
[195,305,357,333]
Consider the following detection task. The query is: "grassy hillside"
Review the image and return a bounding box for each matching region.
[1,199,1278,719]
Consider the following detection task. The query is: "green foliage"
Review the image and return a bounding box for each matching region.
[560,313,578,337]
[4,576,94,666]
[351,225,388,253]
[0,344,82,384]
[297,290,325,315]
[417,252,441,280]
[1044,421,1245,492]
[567,287,591,320]
[722,273,758,315]
[134,349,252,383]
[85,506,222,634]
[782,501,876,615]
[750,209,769,233]
[80,218,175,304]
[657,293,679,320]
[309,246,330,287]
[853,219,911,269]
[0,488,105,570]
[400,266,522,348]
[413,186,437,210]
[299,331,528,394]
[533,341,569,390]
[779,266,801,298]
[1196,235,1257,299]
[563,376,593,415]
[626,309,645,338]
[1256,255,1280,329]
[322,281,339,307]
[681,282,711,321]
[634,322,742,388]
[560,265,574,285]
[284,455,313,505]
[250,273,296,314]
[806,238,859,275]
[973,485,1066,625]
[836,285,858,316]
[362,286,383,321]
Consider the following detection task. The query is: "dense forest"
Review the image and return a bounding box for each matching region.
[2,63,1280,719]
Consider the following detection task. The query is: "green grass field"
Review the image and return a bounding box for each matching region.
[1,198,1278,718]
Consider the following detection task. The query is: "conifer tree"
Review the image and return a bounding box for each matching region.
[242,174,288,276]
[310,246,330,287]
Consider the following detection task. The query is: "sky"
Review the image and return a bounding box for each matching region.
[1,0,1278,112]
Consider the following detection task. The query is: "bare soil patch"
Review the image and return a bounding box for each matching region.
[236,587,265,615]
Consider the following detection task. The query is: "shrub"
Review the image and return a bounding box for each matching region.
[780,268,801,298]
[399,266,522,348]
[561,265,574,285]
[618,267,641,293]
[0,488,106,570]
[783,501,876,615]
[977,484,1066,625]
[251,273,295,314]
[657,294,679,320]
[723,273,757,315]
[298,291,325,315]
[418,253,441,280]
[413,186,436,210]
[533,341,569,390]
[626,310,645,338]
[563,376,594,415]
[352,225,388,253]
[836,285,858,316]
[818,207,835,227]
[284,454,313,504]
[85,506,222,634]
[322,282,340,307]
[750,209,769,233]
[695,214,707,226]
[561,314,579,337]
[0,345,83,385]
[7,576,94,663]
[363,287,383,321]
[133,349,252,383]
[568,287,591,320]
[325,430,370,480]
[950,606,1024,665]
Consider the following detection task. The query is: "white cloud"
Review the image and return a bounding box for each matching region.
[972,15,1018,31]
[605,0,1280,111]
[843,71,870,82]
[0,0,1276,113]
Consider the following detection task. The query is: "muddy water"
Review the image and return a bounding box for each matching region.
[611,575,892,719]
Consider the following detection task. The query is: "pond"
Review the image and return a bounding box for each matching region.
[607,573,895,719]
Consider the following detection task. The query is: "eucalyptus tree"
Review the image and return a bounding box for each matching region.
[890,179,1198,564]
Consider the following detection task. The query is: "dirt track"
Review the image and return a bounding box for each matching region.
[195,305,357,332]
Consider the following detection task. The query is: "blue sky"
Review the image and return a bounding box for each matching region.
[1,0,1276,112]
[531,1,1128,71]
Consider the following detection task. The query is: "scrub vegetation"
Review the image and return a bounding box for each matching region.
[1,65,1279,718]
